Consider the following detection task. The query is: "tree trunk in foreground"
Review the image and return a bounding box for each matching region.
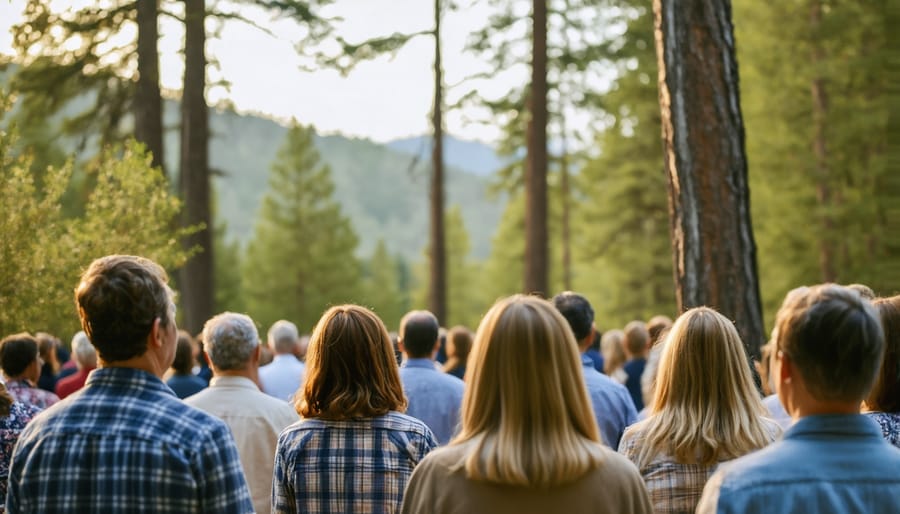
[524,0,549,297]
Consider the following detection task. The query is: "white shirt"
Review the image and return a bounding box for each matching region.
[184,375,299,514]
[763,393,793,430]
[259,354,306,402]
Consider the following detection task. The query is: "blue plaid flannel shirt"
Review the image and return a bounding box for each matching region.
[273,412,437,514]
[6,367,253,513]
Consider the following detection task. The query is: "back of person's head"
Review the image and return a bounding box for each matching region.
[624,320,650,356]
[300,305,406,420]
[267,320,299,354]
[867,295,900,413]
[635,307,773,468]
[171,331,196,375]
[847,283,876,300]
[641,326,671,408]
[0,333,40,378]
[551,291,595,342]
[446,325,473,362]
[456,294,604,487]
[71,331,98,369]
[776,284,883,404]
[647,315,673,349]
[601,329,626,375]
[74,255,173,363]
[36,333,60,363]
[398,310,439,358]
[202,312,259,372]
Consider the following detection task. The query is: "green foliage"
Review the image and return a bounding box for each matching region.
[358,240,408,331]
[242,123,362,332]
[0,122,192,337]
[213,217,246,315]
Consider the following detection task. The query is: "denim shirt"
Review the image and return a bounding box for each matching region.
[697,414,900,514]
[582,354,638,449]
[399,358,465,445]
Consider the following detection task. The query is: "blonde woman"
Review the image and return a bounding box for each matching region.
[401,295,652,514]
[273,305,438,513]
[601,329,628,383]
[618,307,780,513]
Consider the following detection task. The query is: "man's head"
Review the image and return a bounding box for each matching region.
[624,320,650,358]
[203,312,260,372]
[775,284,883,407]
[398,310,440,359]
[71,331,98,371]
[267,320,299,355]
[0,333,41,382]
[551,291,595,349]
[74,255,176,364]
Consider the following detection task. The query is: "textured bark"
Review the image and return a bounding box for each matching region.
[524,0,549,297]
[179,0,212,334]
[134,0,164,171]
[429,0,447,324]
[653,0,765,355]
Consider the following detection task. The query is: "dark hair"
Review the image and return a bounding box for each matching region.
[0,333,40,377]
[647,315,673,348]
[551,292,595,342]
[300,305,406,420]
[776,284,884,403]
[868,296,900,412]
[399,310,439,358]
[171,331,195,375]
[75,255,174,363]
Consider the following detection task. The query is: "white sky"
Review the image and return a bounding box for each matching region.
[0,0,526,143]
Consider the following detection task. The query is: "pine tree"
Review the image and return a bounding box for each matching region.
[361,239,407,331]
[242,124,361,332]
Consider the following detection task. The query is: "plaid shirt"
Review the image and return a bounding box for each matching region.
[7,367,253,513]
[273,412,437,514]
[618,418,780,514]
[5,379,59,410]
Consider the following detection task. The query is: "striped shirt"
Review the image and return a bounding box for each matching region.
[6,367,253,513]
[273,411,438,514]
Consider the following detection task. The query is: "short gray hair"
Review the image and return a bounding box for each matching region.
[71,331,97,369]
[268,320,299,353]
[202,312,260,371]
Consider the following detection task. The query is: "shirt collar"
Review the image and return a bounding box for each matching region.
[581,354,594,367]
[209,375,260,391]
[403,358,436,370]
[785,413,882,440]
[85,367,173,396]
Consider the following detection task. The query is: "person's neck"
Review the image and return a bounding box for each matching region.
[214,366,258,384]
[100,354,165,378]
[793,400,860,419]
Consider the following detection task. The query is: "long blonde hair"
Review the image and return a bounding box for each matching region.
[601,329,626,376]
[633,307,773,469]
[453,295,605,487]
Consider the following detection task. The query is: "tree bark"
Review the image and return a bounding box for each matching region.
[525,0,549,297]
[134,0,164,171]
[653,0,765,355]
[429,0,447,325]
[810,0,835,283]
[179,0,212,334]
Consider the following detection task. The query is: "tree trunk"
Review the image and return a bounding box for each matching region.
[810,0,836,283]
[653,0,765,355]
[429,0,447,325]
[134,0,164,171]
[179,0,212,334]
[524,0,549,297]
[560,131,572,292]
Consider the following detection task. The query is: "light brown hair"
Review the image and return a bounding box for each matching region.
[867,295,900,413]
[442,325,472,375]
[298,305,406,420]
[624,320,650,356]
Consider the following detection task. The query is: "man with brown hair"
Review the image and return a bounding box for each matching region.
[622,320,650,411]
[7,255,253,513]
[697,284,900,513]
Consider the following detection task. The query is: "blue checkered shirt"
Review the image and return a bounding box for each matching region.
[6,367,253,513]
[273,411,437,513]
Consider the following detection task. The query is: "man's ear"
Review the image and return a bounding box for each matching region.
[148,317,164,349]
[397,339,406,354]
[778,351,793,383]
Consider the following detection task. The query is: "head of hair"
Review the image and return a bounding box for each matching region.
[299,305,406,420]
[632,307,774,469]
[267,320,299,354]
[71,331,97,369]
[170,331,196,375]
[442,325,473,374]
[600,329,626,375]
[867,295,900,412]
[0,333,40,378]
[640,327,670,408]
[454,295,605,488]
[647,315,673,348]
[551,291,595,342]
[776,284,884,403]
[35,333,59,361]
[202,312,260,371]
[624,320,650,356]
[399,310,439,358]
[74,255,174,363]
[847,283,876,300]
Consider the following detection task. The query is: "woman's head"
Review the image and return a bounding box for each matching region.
[446,326,472,361]
[456,295,604,487]
[298,304,406,420]
[868,295,900,413]
[601,329,626,375]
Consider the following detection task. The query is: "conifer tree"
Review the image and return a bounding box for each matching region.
[362,239,407,331]
[242,124,361,331]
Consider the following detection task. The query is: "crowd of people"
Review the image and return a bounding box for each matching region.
[0,254,897,513]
